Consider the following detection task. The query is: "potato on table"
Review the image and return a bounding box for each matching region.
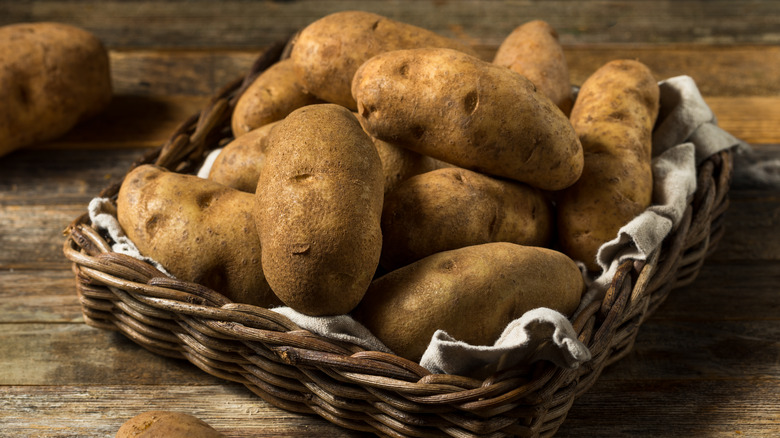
[352,242,584,362]
[117,165,280,308]
[352,47,584,191]
[116,411,223,438]
[208,121,279,192]
[381,167,553,270]
[290,10,478,109]
[254,104,384,316]
[556,59,660,271]
[0,22,111,157]
[231,58,320,137]
[493,20,574,115]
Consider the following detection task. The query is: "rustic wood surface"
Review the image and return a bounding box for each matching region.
[1,1,778,437]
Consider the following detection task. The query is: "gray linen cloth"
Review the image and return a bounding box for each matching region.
[91,75,749,378]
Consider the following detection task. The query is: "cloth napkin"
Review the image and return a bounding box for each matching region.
[91,75,748,378]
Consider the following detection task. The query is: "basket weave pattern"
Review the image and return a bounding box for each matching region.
[62,44,733,437]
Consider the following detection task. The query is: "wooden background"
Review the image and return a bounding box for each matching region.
[1,1,778,436]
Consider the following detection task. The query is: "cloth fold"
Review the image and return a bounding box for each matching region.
[87,75,750,378]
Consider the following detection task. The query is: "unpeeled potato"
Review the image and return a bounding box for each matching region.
[352,242,584,362]
[116,411,223,438]
[117,164,280,307]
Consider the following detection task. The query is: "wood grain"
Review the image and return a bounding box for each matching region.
[0,2,777,437]
[2,0,779,48]
[0,384,370,438]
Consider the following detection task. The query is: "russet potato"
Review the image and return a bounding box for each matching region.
[352,47,584,191]
[556,59,660,271]
[117,164,280,307]
[253,104,384,316]
[0,22,111,157]
[352,242,584,362]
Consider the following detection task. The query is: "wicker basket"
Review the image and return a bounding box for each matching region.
[62,41,733,437]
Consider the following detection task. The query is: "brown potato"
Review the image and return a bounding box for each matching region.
[231,58,321,137]
[117,165,280,307]
[556,60,660,271]
[352,47,584,191]
[0,22,111,157]
[493,20,573,115]
[371,136,453,196]
[254,104,384,316]
[352,242,584,362]
[381,167,553,270]
[290,10,478,109]
[208,121,279,192]
[116,411,223,438]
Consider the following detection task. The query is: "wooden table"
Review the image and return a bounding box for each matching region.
[1,2,778,436]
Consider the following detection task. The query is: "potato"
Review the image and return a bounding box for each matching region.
[117,165,280,307]
[254,104,384,316]
[0,22,111,157]
[352,47,584,191]
[208,121,278,192]
[290,10,478,109]
[381,167,553,270]
[371,136,452,196]
[493,20,573,115]
[231,58,320,137]
[556,60,660,271]
[116,411,223,438]
[352,242,584,362]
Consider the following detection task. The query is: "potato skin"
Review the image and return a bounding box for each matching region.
[353,47,584,191]
[116,411,223,438]
[231,59,320,137]
[0,22,111,157]
[557,60,660,271]
[493,20,573,115]
[254,104,384,316]
[381,167,553,270]
[352,242,584,362]
[208,121,279,192]
[117,165,280,308]
[372,136,452,196]
[290,10,478,109]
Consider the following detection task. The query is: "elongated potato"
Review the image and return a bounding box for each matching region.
[372,136,452,195]
[208,121,279,192]
[557,60,660,271]
[353,48,583,191]
[0,22,111,157]
[493,20,573,115]
[290,10,478,109]
[254,104,384,316]
[352,242,584,362]
[117,165,280,307]
[381,167,553,270]
[231,59,320,137]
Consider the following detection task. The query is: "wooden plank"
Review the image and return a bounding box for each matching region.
[0,148,147,206]
[0,148,142,204]
[652,261,780,322]
[559,378,780,437]
[1,379,775,438]
[707,191,780,263]
[0,384,369,438]
[0,204,87,269]
[0,323,223,386]
[0,270,83,323]
[705,97,780,145]
[2,1,779,48]
[563,45,780,98]
[604,318,780,381]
